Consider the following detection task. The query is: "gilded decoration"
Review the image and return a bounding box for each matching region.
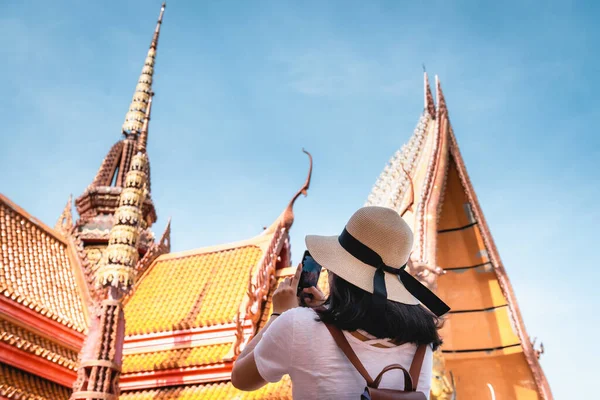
[96,152,149,289]
[430,349,456,400]
[365,113,429,212]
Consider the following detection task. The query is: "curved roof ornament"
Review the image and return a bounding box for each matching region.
[262,149,313,236]
[281,148,313,230]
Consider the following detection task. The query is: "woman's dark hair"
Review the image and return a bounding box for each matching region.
[316,273,444,350]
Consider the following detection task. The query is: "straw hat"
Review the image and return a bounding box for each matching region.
[306,206,419,305]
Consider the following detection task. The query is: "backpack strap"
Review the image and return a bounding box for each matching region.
[372,364,413,390]
[408,345,427,391]
[368,345,427,391]
[324,323,374,386]
[326,323,429,392]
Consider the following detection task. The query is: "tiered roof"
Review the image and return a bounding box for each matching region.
[0,363,71,400]
[0,194,88,393]
[0,195,88,331]
[0,317,78,371]
[120,376,291,399]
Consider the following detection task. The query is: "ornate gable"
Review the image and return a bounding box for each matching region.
[365,74,552,399]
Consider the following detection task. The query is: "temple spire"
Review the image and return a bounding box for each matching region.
[71,67,153,400]
[424,71,436,117]
[71,6,165,399]
[121,2,165,135]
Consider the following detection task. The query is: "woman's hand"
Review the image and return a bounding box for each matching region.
[301,286,326,308]
[272,264,302,314]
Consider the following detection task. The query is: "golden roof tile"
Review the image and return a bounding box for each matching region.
[124,245,264,336]
[0,363,71,400]
[0,317,78,370]
[0,194,87,332]
[120,376,292,399]
[122,343,231,374]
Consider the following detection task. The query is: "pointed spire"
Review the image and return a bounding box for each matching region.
[71,7,164,399]
[435,75,447,118]
[424,71,436,117]
[55,195,73,234]
[122,2,165,135]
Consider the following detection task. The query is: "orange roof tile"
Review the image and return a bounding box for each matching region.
[0,317,78,371]
[124,245,264,336]
[0,195,87,332]
[122,343,231,374]
[120,376,292,400]
[0,363,71,400]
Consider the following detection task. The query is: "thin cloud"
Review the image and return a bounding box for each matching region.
[271,43,416,97]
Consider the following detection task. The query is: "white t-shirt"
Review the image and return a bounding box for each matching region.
[254,307,433,400]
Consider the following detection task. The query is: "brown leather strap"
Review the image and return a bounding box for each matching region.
[373,364,412,390]
[408,345,427,391]
[324,324,374,386]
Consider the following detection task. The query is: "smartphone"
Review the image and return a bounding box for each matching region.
[297,250,323,297]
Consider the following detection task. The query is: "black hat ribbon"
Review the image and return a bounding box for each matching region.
[338,228,450,317]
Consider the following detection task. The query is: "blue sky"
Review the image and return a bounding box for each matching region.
[1,0,598,398]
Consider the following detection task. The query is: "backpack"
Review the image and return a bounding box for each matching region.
[325,324,427,400]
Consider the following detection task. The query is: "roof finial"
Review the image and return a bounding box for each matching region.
[281,149,313,229]
[435,75,447,118]
[424,70,436,117]
[55,194,74,235]
[122,2,165,135]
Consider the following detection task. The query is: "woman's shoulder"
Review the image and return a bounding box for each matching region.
[280,306,320,327]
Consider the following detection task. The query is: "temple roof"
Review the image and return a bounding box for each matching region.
[123,343,231,374]
[0,364,71,400]
[120,376,291,399]
[365,74,552,399]
[124,240,269,336]
[0,194,88,332]
[0,316,78,371]
[119,177,308,393]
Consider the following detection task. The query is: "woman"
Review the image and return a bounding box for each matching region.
[232,206,450,399]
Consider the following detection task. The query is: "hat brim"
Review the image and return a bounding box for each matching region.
[305,234,419,305]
